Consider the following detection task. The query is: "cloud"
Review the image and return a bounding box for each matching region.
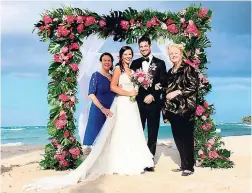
[9,72,41,78]
[209,77,251,91]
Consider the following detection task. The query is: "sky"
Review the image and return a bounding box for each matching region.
[1,1,251,126]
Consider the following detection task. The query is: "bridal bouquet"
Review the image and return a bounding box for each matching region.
[130,69,153,102]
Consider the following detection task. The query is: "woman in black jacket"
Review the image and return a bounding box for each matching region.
[162,43,199,176]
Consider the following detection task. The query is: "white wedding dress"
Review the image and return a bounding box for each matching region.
[23,71,154,191]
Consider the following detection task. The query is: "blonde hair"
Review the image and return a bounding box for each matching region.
[167,43,185,53]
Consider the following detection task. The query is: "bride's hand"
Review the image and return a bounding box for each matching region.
[129,89,138,97]
[101,108,113,117]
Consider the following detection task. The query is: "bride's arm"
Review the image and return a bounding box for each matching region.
[110,67,137,97]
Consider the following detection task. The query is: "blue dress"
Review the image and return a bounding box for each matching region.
[83,72,115,145]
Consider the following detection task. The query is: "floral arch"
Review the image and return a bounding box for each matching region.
[34,5,234,170]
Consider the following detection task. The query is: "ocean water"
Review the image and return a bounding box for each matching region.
[1,123,251,146]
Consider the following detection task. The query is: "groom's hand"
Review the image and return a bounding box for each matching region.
[144,95,154,104]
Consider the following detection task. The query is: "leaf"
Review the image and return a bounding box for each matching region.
[48,126,57,136]
[48,41,61,54]
[45,144,54,153]
[72,51,82,63]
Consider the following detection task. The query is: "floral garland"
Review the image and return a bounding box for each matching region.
[34,5,234,170]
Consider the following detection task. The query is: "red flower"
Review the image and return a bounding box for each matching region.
[201,154,206,159]
[69,147,81,156]
[167,24,179,34]
[196,105,205,116]
[167,18,174,25]
[66,77,72,82]
[85,16,96,26]
[181,23,187,29]
[204,102,209,108]
[146,21,153,29]
[99,20,106,27]
[77,23,84,33]
[120,20,129,30]
[43,15,52,25]
[150,17,159,25]
[208,150,219,159]
[64,131,70,138]
[69,63,79,72]
[67,52,73,58]
[69,136,76,143]
[59,94,68,102]
[129,19,135,24]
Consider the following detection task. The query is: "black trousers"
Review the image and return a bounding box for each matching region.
[138,102,160,156]
[167,111,195,172]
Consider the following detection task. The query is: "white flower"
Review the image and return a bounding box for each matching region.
[161,23,168,30]
[180,18,185,23]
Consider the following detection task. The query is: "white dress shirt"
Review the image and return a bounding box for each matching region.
[142,54,153,73]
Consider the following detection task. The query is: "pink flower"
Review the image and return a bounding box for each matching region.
[146,21,153,29]
[202,116,207,121]
[202,124,208,131]
[59,94,68,102]
[39,26,45,31]
[205,142,212,150]
[198,8,208,17]
[57,26,70,37]
[208,138,215,146]
[43,15,52,25]
[205,113,209,117]
[69,136,76,143]
[61,46,68,54]
[76,16,84,23]
[150,17,159,25]
[69,42,80,50]
[70,63,79,72]
[60,110,66,120]
[167,24,179,34]
[120,20,129,30]
[69,147,81,156]
[195,48,201,55]
[198,149,204,155]
[55,119,67,129]
[54,54,63,63]
[137,77,145,83]
[206,122,212,129]
[69,33,75,40]
[161,23,168,30]
[181,9,187,15]
[167,18,174,25]
[99,20,106,27]
[204,102,209,108]
[51,138,58,144]
[180,18,185,23]
[186,22,200,37]
[208,150,219,159]
[64,131,70,138]
[53,18,59,22]
[196,105,205,116]
[59,160,69,167]
[201,154,206,159]
[67,52,73,58]
[66,15,75,24]
[70,96,75,102]
[85,16,96,26]
[77,23,84,33]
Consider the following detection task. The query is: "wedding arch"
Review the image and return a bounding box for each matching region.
[34,5,234,170]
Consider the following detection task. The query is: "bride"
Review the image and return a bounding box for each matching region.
[23,46,154,191]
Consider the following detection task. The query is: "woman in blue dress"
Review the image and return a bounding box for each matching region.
[83,52,115,146]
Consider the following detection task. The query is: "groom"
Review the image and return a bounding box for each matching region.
[130,36,167,171]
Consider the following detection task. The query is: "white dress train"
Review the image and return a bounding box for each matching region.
[23,72,154,191]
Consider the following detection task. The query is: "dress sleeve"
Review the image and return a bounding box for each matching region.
[88,72,98,95]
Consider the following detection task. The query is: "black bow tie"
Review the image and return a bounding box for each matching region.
[142,57,150,63]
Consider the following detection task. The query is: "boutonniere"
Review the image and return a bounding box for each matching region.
[149,63,157,71]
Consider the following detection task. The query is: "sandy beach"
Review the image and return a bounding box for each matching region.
[1,136,251,193]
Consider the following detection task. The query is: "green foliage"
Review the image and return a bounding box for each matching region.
[34,4,234,170]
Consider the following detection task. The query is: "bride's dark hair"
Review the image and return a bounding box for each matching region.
[116,46,134,72]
